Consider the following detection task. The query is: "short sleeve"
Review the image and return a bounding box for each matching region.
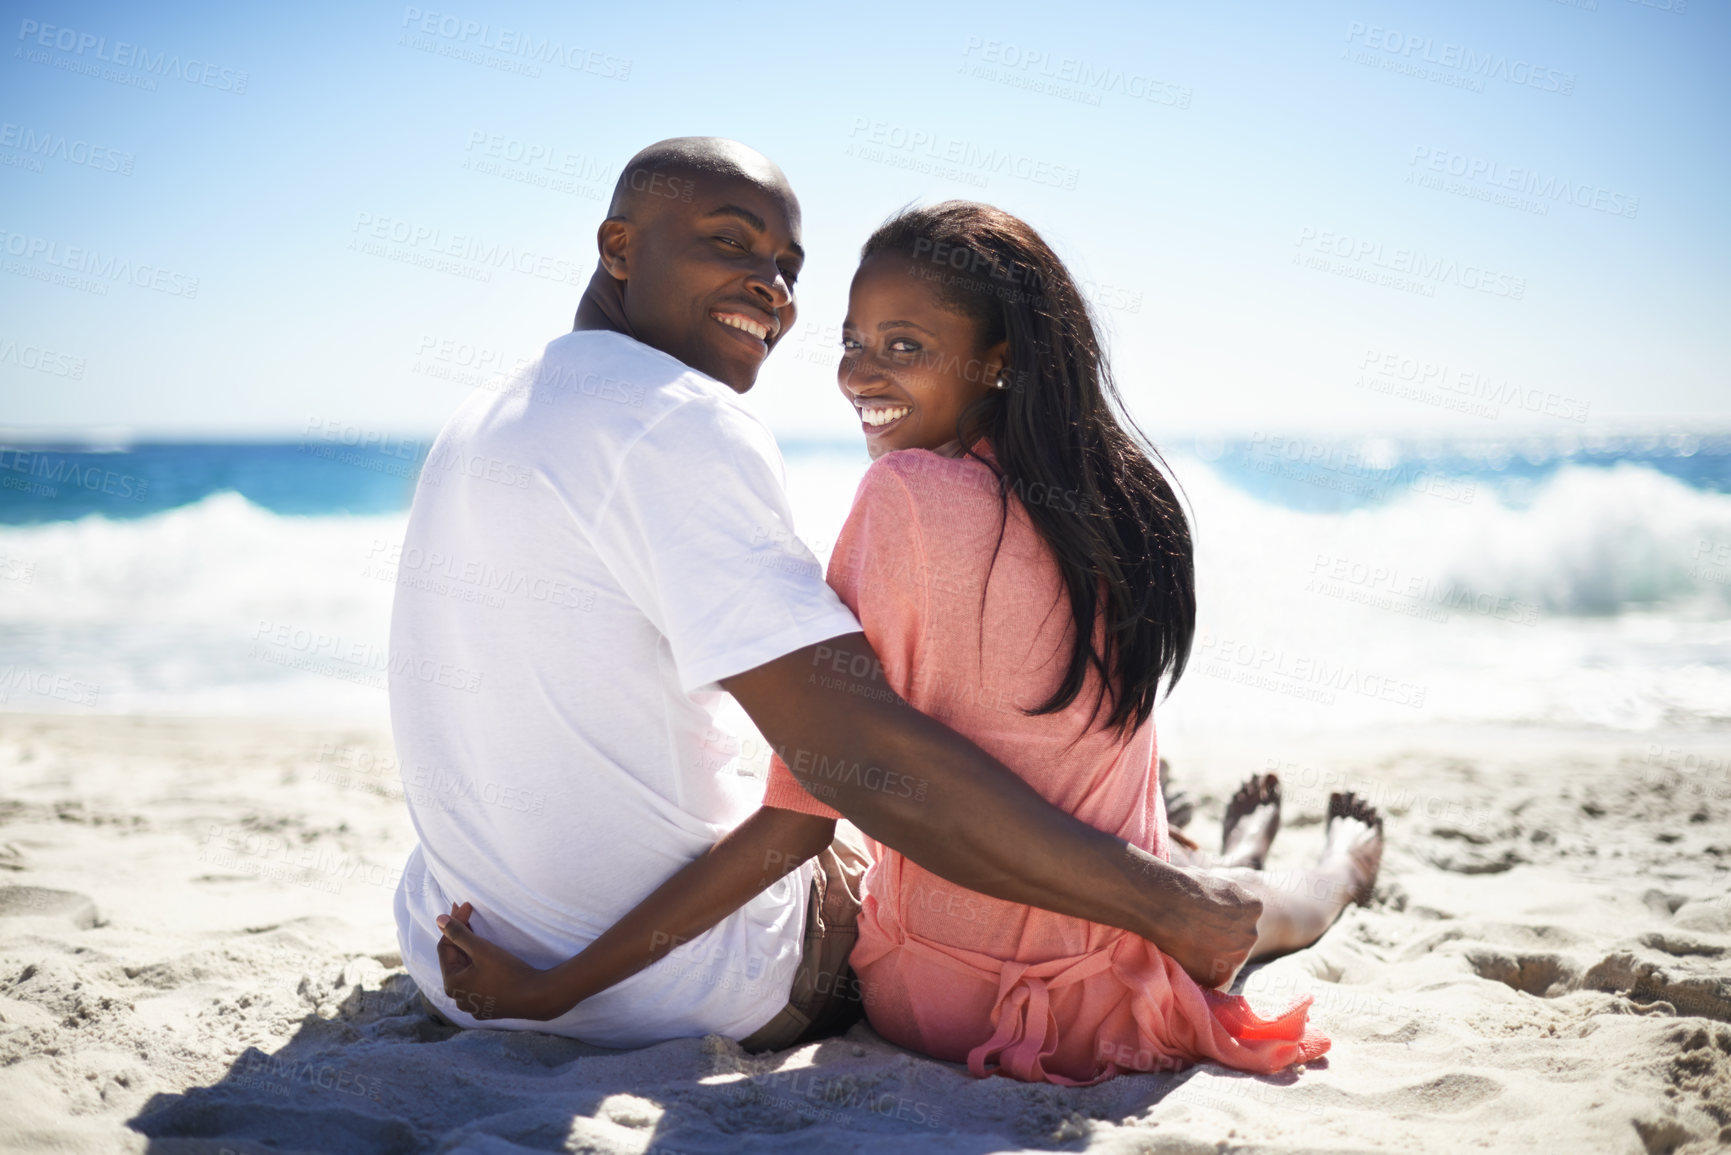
[588,395,861,695]
[763,753,843,819]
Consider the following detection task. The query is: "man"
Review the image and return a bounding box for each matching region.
[389,137,1259,1048]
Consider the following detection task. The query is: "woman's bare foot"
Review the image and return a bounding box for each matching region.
[1159,758,1196,829]
[1320,791,1384,907]
[1220,791,1388,962]
[1221,773,1281,869]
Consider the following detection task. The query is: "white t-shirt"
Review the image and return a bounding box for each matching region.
[389,329,860,1047]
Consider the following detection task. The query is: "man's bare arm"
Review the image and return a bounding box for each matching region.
[721,633,1260,987]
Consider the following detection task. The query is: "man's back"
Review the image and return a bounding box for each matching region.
[389,329,859,1046]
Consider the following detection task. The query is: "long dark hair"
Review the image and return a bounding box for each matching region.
[860,202,1194,734]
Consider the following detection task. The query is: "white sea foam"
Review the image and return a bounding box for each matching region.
[1164,455,1731,733]
[0,458,1727,729]
[0,493,404,719]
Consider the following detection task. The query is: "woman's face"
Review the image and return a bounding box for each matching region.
[838,254,1007,460]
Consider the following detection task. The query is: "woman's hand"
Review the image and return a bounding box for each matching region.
[434,902,567,1022]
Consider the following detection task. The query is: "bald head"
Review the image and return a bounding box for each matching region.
[607,137,800,230]
[574,137,805,393]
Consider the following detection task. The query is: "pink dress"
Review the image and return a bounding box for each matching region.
[764,447,1327,1085]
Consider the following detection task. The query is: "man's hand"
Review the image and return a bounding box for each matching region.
[435,902,563,1022]
[1157,869,1263,990]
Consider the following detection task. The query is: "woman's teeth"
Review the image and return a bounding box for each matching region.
[717,314,769,340]
[861,406,911,427]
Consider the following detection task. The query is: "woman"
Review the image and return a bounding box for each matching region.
[435,202,1383,1084]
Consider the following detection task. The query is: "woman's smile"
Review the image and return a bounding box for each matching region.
[838,253,1006,460]
[854,397,914,435]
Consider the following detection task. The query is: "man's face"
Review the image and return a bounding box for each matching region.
[615,174,803,392]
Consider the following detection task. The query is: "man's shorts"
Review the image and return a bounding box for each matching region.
[738,821,871,1052]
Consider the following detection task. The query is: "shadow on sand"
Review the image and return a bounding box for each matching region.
[125,971,1309,1154]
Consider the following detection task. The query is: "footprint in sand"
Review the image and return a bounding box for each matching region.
[0,886,97,928]
[1673,899,1731,936]
[1468,942,1731,1024]
[1467,950,1575,999]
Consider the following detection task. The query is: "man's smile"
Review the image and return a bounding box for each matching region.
[712,309,777,347]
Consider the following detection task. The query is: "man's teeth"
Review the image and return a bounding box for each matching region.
[717,314,769,340]
[860,406,911,427]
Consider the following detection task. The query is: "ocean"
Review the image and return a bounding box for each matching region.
[2,431,1728,738]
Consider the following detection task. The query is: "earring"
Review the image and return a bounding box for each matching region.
[993,372,1010,390]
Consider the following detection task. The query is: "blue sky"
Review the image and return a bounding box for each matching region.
[1,0,1725,440]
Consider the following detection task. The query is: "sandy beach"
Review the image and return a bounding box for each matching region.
[0,712,1725,1154]
[5,0,1726,1150]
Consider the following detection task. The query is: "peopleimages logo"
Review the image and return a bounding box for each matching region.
[15,19,249,93]
[398,8,630,80]
[0,447,148,500]
[0,228,200,297]
[0,665,98,707]
[846,119,1080,191]
[1356,348,1589,423]
[349,212,584,286]
[0,337,85,379]
[0,123,134,174]
[958,36,1192,110]
[1344,22,1575,95]
[1408,147,1638,219]
[1294,227,1525,300]
[1193,630,1429,710]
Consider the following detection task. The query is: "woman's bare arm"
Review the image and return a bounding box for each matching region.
[436,806,836,1021]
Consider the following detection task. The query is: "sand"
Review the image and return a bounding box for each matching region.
[0,711,1727,1154]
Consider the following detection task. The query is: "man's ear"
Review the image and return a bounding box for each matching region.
[597,219,630,282]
